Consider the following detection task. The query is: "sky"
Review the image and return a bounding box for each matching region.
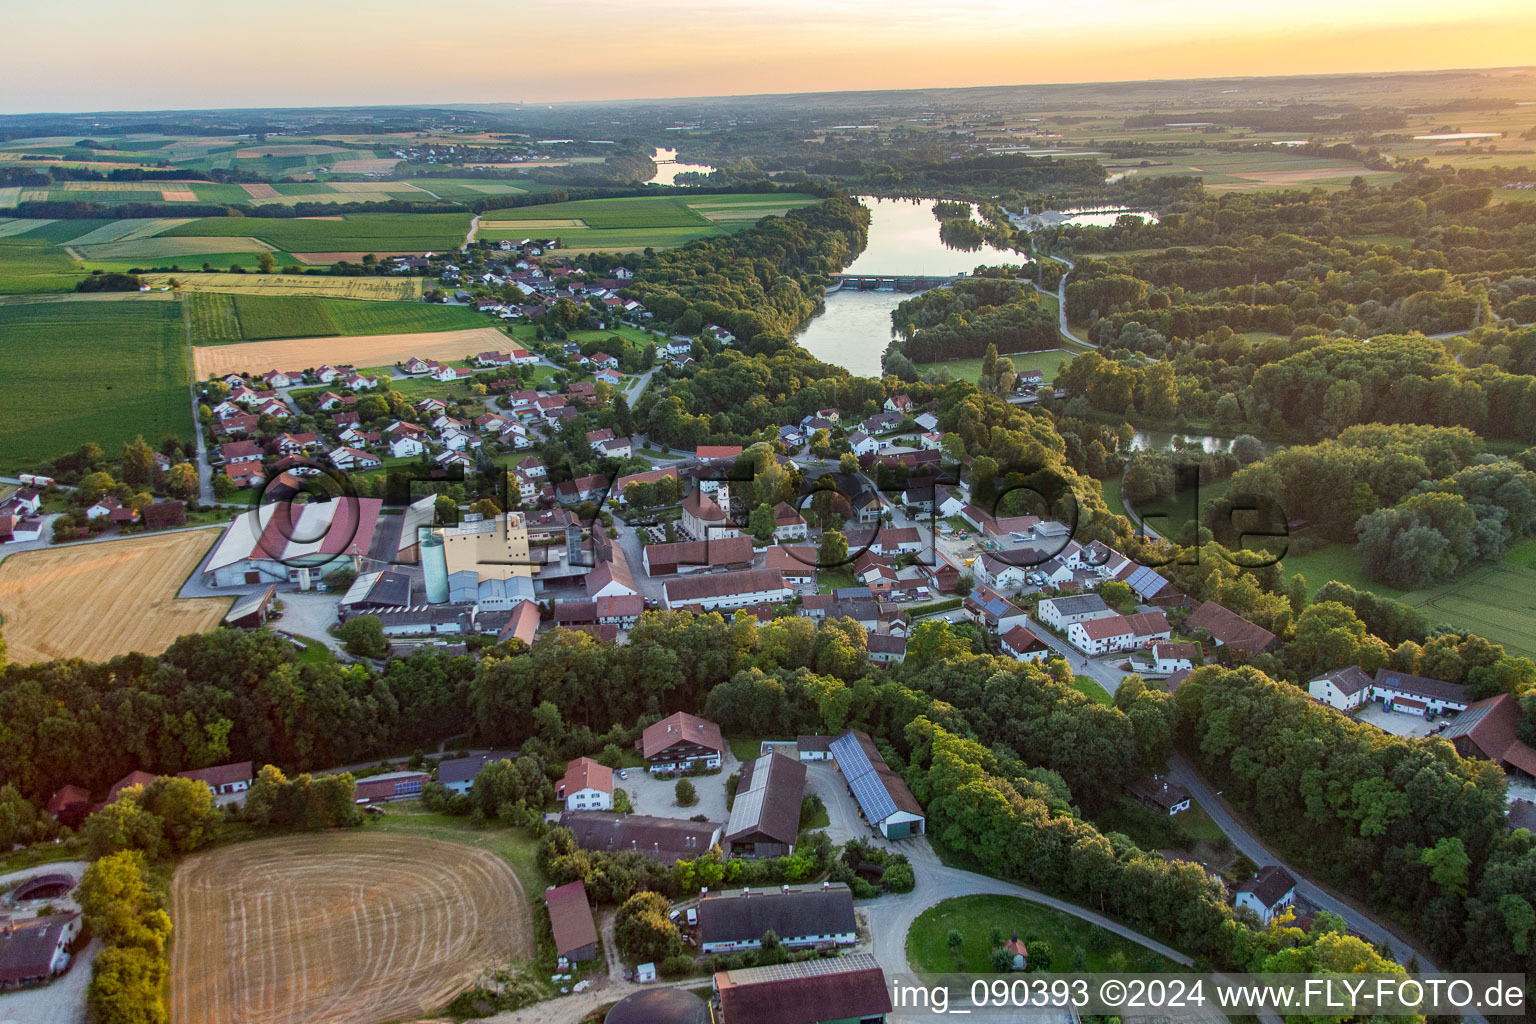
[4,0,1535,114]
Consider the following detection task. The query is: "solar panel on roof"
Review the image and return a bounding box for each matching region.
[849,771,898,824]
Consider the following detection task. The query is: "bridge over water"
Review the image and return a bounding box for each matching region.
[828,273,960,293]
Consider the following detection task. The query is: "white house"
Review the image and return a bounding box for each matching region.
[1068,611,1170,655]
[1307,665,1374,711]
[1235,866,1297,925]
[389,435,424,459]
[1000,624,1051,662]
[1151,642,1198,674]
[1036,593,1116,631]
[977,553,1031,590]
[846,431,879,456]
[557,757,614,812]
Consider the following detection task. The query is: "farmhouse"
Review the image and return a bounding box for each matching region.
[724,752,808,859]
[1370,669,1470,715]
[557,756,614,811]
[714,951,892,1024]
[866,633,907,665]
[203,498,382,587]
[1068,611,1170,655]
[697,883,857,954]
[639,712,725,773]
[1151,642,1198,673]
[544,880,598,964]
[0,911,82,989]
[662,569,791,611]
[1235,866,1297,924]
[1185,601,1279,656]
[1036,594,1115,631]
[559,811,722,864]
[1307,665,1375,711]
[829,730,925,839]
[1442,694,1536,777]
[352,770,429,803]
[176,761,253,799]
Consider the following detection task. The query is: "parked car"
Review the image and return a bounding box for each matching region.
[618,769,628,779]
[686,907,698,926]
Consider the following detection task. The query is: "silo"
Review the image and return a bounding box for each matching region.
[421,531,449,604]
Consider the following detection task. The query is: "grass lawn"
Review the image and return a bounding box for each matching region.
[288,634,335,665]
[817,568,857,593]
[1099,476,1129,520]
[1092,797,1228,854]
[1072,675,1113,705]
[1279,543,1394,600]
[0,236,86,294]
[906,894,1181,973]
[922,348,1074,385]
[0,299,191,472]
[728,735,769,763]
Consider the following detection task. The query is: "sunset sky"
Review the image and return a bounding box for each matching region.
[4,0,1535,113]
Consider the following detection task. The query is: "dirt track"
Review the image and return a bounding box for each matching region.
[170,832,530,1024]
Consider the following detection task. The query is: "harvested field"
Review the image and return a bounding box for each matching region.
[297,215,343,220]
[0,187,24,207]
[161,189,199,202]
[149,273,422,300]
[170,832,530,1024]
[192,326,508,376]
[240,183,280,200]
[0,530,230,664]
[58,180,154,192]
[76,235,275,260]
[322,181,416,193]
[291,250,420,264]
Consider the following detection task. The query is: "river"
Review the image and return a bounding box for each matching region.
[1131,429,1233,453]
[647,147,714,185]
[796,196,1026,376]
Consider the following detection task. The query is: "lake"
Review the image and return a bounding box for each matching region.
[648,147,715,185]
[1056,207,1159,227]
[1131,429,1233,453]
[796,196,1027,376]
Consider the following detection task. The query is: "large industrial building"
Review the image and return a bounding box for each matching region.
[203,497,382,587]
[418,512,537,606]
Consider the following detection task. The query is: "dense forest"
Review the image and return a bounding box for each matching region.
[883,274,1058,371]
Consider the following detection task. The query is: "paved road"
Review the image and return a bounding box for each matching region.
[1167,753,1442,971]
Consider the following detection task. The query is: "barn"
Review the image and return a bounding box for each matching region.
[829,731,926,840]
[203,498,382,588]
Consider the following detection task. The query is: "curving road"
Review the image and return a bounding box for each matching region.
[1167,753,1442,970]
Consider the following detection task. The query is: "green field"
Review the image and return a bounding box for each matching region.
[162,213,471,253]
[924,348,1075,384]
[906,894,1182,974]
[0,301,190,472]
[479,193,818,251]
[0,237,85,293]
[189,294,488,345]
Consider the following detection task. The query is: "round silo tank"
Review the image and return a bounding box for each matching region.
[421,532,449,604]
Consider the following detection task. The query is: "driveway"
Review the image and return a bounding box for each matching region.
[267,591,346,651]
[618,761,733,824]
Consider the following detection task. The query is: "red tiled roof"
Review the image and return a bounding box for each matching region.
[641,712,724,760]
[560,756,614,797]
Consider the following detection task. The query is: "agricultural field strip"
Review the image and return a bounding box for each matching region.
[0,530,230,665]
[0,217,52,237]
[148,273,422,299]
[75,236,277,259]
[191,326,507,376]
[170,834,528,1024]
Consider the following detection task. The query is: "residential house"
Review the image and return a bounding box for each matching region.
[964,584,1031,634]
[1000,624,1051,662]
[772,501,808,541]
[1036,593,1115,632]
[1370,669,1471,716]
[329,446,381,471]
[1126,775,1191,815]
[638,712,724,774]
[1152,642,1198,673]
[866,633,907,664]
[846,431,879,456]
[175,761,253,800]
[0,912,83,989]
[1068,610,1170,655]
[557,757,614,811]
[1235,866,1297,924]
[1307,665,1375,711]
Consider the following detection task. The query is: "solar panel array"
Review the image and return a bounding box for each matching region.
[830,732,897,824]
[1123,565,1166,598]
